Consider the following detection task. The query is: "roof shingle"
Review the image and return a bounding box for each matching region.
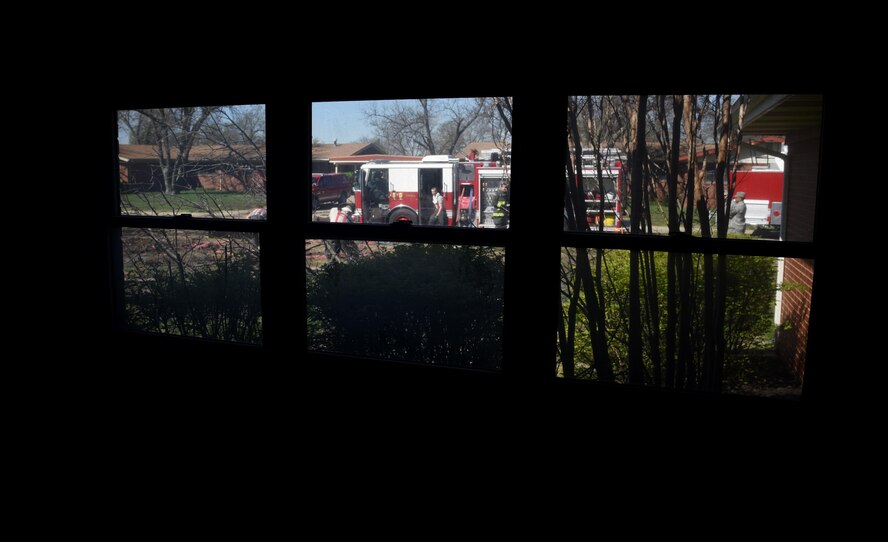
[311,142,384,160]
[119,144,266,162]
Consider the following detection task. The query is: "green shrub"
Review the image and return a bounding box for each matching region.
[125,254,262,344]
[561,250,776,388]
[308,244,504,369]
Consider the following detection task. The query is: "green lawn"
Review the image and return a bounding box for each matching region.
[120,190,265,215]
[646,203,715,231]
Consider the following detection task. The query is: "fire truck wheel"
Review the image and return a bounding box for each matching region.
[388,209,417,224]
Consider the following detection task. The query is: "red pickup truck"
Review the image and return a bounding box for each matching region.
[312,173,353,209]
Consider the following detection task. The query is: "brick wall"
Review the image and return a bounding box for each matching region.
[120,162,265,192]
[119,163,160,192]
[777,258,814,381]
[195,168,265,192]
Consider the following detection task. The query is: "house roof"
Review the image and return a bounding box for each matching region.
[311,142,384,160]
[738,95,823,134]
[119,144,266,162]
[328,154,422,163]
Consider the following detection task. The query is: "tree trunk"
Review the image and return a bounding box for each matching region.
[420,100,436,155]
[558,266,581,379]
[566,99,613,381]
[664,95,682,389]
[713,253,727,392]
[700,243,715,391]
[677,95,698,389]
[683,96,696,234]
[628,95,647,384]
[715,95,731,239]
[162,163,175,195]
[643,250,662,386]
[711,95,735,392]
[668,96,682,234]
[677,252,693,389]
[138,107,217,196]
[567,99,590,232]
[577,247,614,382]
[666,251,676,388]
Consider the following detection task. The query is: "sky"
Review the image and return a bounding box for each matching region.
[117,101,384,145]
[118,99,472,145]
[312,99,406,144]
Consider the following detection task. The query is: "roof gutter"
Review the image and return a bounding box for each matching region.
[736,94,790,130]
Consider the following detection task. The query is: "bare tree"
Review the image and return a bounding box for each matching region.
[564,97,613,381]
[202,105,266,146]
[627,95,647,385]
[656,95,683,388]
[365,98,488,156]
[559,95,755,392]
[487,97,514,154]
[118,110,158,145]
[120,107,267,218]
[118,107,274,344]
[135,107,219,195]
[200,106,267,196]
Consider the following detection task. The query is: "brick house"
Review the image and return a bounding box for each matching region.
[119,144,266,193]
[311,142,386,173]
[741,95,822,381]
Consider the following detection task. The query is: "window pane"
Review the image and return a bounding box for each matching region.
[118,106,267,219]
[311,98,512,228]
[306,240,504,370]
[121,228,262,344]
[557,248,812,399]
[564,95,821,242]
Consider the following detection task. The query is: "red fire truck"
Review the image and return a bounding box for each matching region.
[576,165,624,231]
[574,148,624,231]
[733,170,784,226]
[353,155,509,227]
[727,136,786,227]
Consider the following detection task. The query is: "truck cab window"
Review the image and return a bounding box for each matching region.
[368,169,389,206]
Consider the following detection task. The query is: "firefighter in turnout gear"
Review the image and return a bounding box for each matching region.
[492,182,510,228]
[326,203,360,261]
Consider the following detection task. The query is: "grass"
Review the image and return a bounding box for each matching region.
[643,202,728,234]
[120,189,265,215]
[646,203,707,228]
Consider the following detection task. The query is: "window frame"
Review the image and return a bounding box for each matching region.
[101,92,826,404]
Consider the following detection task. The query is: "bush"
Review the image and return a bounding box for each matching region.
[562,250,776,388]
[125,251,262,344]
[307,244,504,369]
